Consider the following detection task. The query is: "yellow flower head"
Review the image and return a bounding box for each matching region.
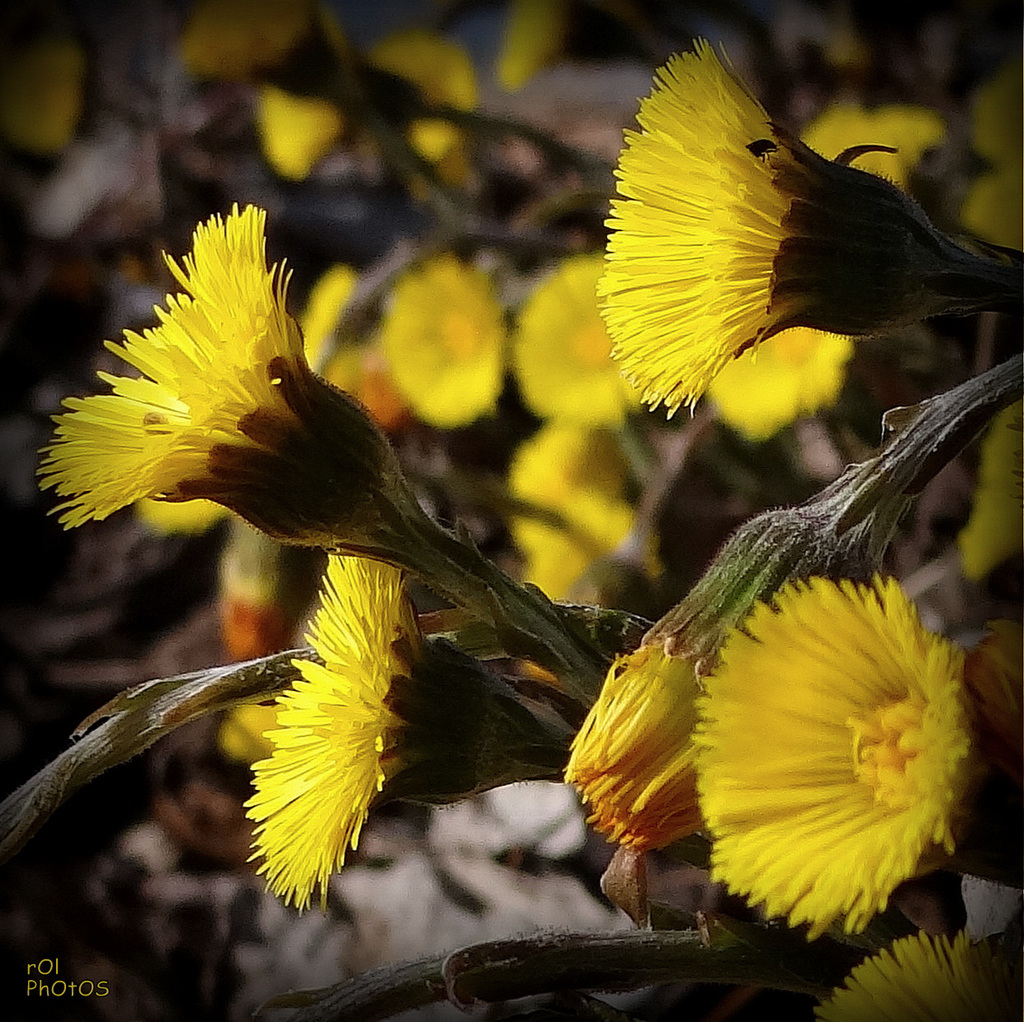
[514,254,636,426]
[247,555,417,910]
[961,59,1023,249]
[39,205,399,550]
[708,327,853,441]
[801,103,945,193]
[964,619,1023,788]
[601,41,999,416]
[180,0,314,81]
[957,399,1023,580]
[566,645,702,850]
[380,254,504,428]
[600,40,791,414]
[815,930,1022,1022]
[496,0,569,92]
[696,576,975,939]
[508,423,635,600]
[0,33,85,156]
[256,83,344,181]
[39,205,304,525]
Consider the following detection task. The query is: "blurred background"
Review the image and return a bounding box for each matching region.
[0,0,1020,1019]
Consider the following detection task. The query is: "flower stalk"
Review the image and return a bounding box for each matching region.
[648,353,1023,667]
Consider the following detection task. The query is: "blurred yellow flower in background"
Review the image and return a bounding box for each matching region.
[220,703,280,763]
[815,930,1021,1022]
[180,0,314,81]
[369,29,476,182]
[508,423,634,600]
[957,399,1023,580]
[696,576,975,939]
[134,496,229,535]
[496,0,569,92]
[299,263,359,370]
[380,254,504,428]
[961,59,1023,250]
[801,102,945,191]
[0,32,85,156]
[514,253,636,426]
[247,555,417,910]
[256,83,345,181]
[708,328,854,441]
[566,645,701,850]
[301,263,409,432]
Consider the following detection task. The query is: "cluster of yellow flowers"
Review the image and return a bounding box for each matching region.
[31,30,1021,1020]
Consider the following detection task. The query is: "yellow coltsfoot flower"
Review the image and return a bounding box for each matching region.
[601,40,1021,415]
[246,555,415,910]
[696,576,977,939]
[707,327,853,441]
[256,83,345,181]
[247,554,569,909]
[708,102,943,441]
[38,204,404,551]
[508,423,636,601]
[380,254,505,428]
[566,644,702,850]
[815,930,1021,1022]
[514,253,637,427]
[600,40,790,414]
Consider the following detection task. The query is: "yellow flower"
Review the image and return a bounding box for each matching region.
[964,620,1023,788]
[38,204,401,551]
[0,33,85,156]
[513,254,637,426]
[180,0,314,81]
[508,423,634,600]
[496,0,569,92]
[696,576,975,939]
[961,60,1023,249]
[246,555,416,910]
[565,645,702,850]
[957,399,1023,580]
[38,205,305,526]
[256,83,344,181]
[600,41,1007,415]
[298,263,409,431]
[380,254,504,428]
[801,103,945,192]
[599,41,791,414]
[707,328,854,441]
[299,263,359,369]
[220,703,280,763]
[134,496,229,535]
[815,930,1021,1022]
[369,29,476,179]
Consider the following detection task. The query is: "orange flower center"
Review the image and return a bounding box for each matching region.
[442,308,482,360]
[571,320,613,369]
[851,696,926,809]
[770,326,818,365]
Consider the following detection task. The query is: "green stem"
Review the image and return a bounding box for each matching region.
[648,354,1023,664]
